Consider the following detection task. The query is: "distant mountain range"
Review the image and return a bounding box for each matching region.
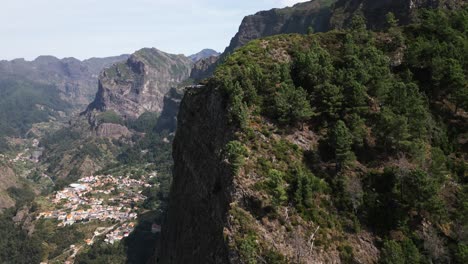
[0,55,130,110]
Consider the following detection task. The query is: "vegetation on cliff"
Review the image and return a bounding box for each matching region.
[207,8,467,263]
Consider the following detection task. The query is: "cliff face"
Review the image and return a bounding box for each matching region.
[86,48,192,119]
[224,0,335,54]
[330,0,466,29]
[0,55,129,111]
[154,88,184,133]
[158,87,234,263]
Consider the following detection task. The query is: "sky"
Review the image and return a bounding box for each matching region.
[0,0,308,61]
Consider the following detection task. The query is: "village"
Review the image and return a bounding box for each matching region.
[38,174,155,244]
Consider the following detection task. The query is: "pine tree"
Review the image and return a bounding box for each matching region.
[275,84,315,127]
[292,41,334,93]
[380,240,405,264]
[331,120,354,170]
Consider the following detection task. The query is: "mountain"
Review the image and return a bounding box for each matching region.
[0,78,70,138]
[192,0,466,81]
[0,55,129,139]
[0,55,129,111]
[85,48,192,120]
[41,48,192,183]
[158,6,467,264]
[188,49,220,62]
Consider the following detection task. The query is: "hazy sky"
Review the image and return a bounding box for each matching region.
[0,0,308,60]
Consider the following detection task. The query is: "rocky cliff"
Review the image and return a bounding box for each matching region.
[85,48,192,119]
[158,5,467,263]
[0,55,129,111]
[154,88,185,133]
[158,86,234,263]
[224,0,335,55]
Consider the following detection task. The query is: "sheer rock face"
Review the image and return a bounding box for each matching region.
[85,48,192,119]
[155,88,184,133]
[0,55,129,111]
[158,87,234,264]
[330,0,466,29]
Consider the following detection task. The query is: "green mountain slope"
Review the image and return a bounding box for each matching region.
[0,78,70,138]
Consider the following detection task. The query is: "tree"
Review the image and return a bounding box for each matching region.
[401,239,421,264]
[385,81,428,140]
[228,82,249,129]
[292,41,334,93]
[456,243,468,264]
[274,84,315,127]
[315,82,344,120]
[350,14,367,32]
[385,12,404,49]
[376,108,410,153]
[395,169,440,214]
[331,120,354,170]
[385,12,398,29]
[267,169,288,206]
[380,240,405,264]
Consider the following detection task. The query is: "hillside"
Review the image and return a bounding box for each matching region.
[159,8,467,264]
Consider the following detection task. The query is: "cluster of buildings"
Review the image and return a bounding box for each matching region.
[38,175,150,227]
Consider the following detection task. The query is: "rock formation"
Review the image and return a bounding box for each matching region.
[85,48,192,120]
[158,87,234,264]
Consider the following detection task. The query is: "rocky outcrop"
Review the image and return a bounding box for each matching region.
[189,56,220,81]
[329,0,466,29]
[158,86,234,263]
[85,48,192,119]
[95,123,131,139]
[0,55,129,111]
[224,0,335,54]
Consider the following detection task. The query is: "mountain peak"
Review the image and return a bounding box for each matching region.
[188,49,220,62]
